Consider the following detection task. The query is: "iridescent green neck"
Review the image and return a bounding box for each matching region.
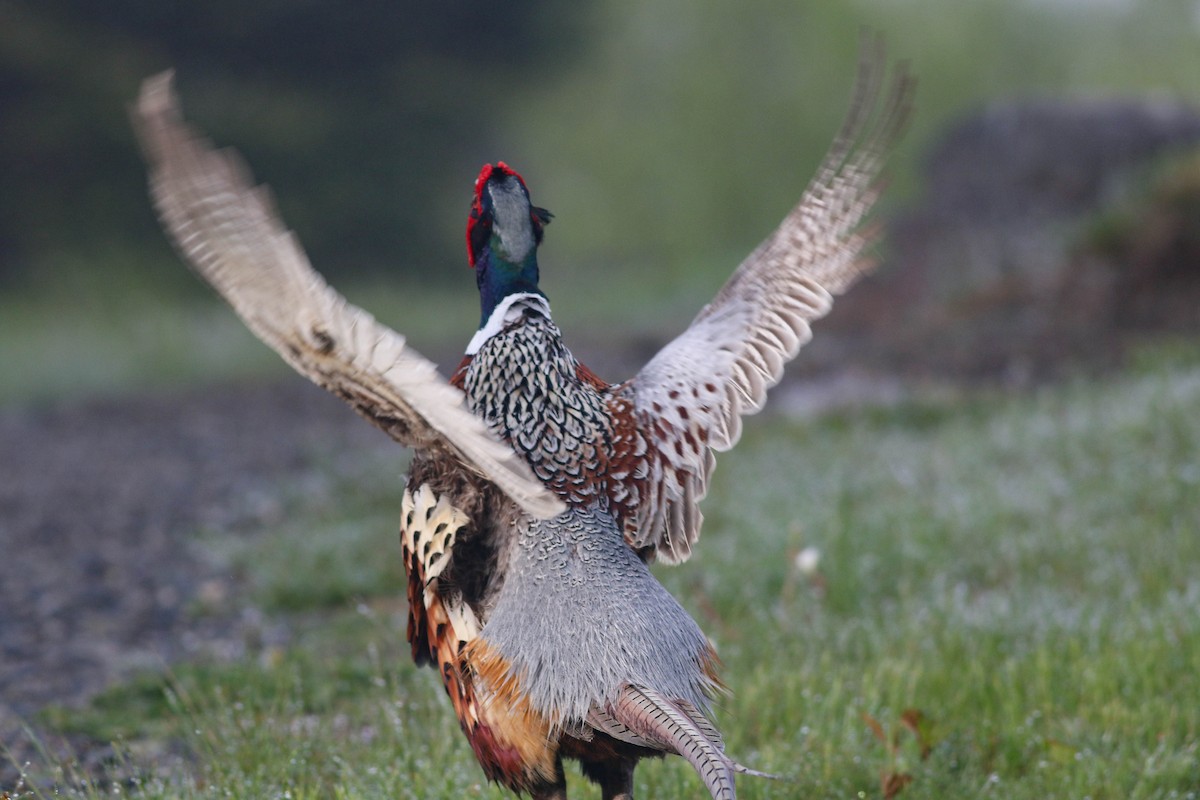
[475,243,543,327]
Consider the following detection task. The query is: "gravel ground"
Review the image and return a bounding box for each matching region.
[0,377,395,786]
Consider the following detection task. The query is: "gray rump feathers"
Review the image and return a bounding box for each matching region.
[479,506,716,723]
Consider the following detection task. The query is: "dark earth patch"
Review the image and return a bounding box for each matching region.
[0,379,394,786]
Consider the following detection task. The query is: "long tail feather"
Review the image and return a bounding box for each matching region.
[605,686,778,800]
[613,686,735,800]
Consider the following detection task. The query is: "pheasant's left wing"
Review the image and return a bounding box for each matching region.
[132,72,564,520]
[613,40,914,562]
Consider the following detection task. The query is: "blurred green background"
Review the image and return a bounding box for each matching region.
[3,0,1200,402]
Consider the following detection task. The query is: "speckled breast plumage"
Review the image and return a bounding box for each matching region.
[459,309,613,502]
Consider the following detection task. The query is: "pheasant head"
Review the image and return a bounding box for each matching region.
[466,162,553,329]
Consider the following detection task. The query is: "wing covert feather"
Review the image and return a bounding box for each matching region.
[133,72,564,520]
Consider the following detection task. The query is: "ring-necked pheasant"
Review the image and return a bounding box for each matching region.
[133,39,913,800]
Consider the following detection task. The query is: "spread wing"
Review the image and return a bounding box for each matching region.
[615,37,915,562]
[132,72,564,520]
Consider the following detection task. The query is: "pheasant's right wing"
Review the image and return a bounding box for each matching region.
[132,72,563,520]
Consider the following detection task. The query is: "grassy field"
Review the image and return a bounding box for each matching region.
[9,345,1200,799]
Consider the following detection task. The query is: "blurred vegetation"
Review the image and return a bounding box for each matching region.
[0,0,592,287]
[5,0,1200,293]
[4,0,1200,405]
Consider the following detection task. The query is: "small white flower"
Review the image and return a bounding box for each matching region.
[794,546,821,576]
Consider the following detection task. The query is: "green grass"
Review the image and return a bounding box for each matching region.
[9,353,1200,799]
